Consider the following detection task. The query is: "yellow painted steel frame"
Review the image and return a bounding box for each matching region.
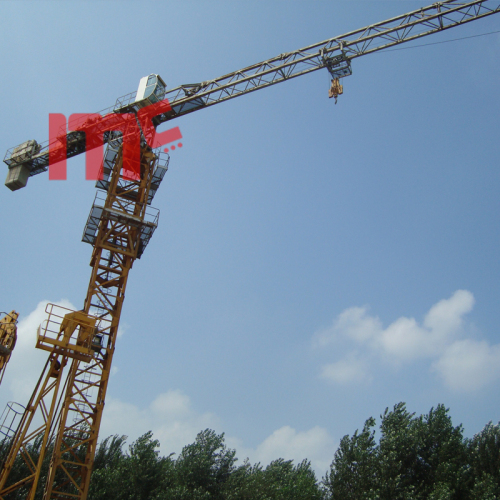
[36,307,99,363]
[0,146,159,500]
[0,311,18,386]
[0,355,67,499]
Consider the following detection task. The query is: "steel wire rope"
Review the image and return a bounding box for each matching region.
[375,29,500,52]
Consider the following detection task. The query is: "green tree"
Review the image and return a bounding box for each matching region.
[415,405,467,498]
[224,459,266,499]
[377,402,421,499]
[323,403,470,500]
[171,429,236,499]
[88,431,173,500]
[92,434,127,471]
[467,421,500,499]
[262,458,322,500]
[0,434,53,500]
[125,431,174,500]
[322,416,377,500]
[226,457,322,500]
[377,403,467,499]
[88,435,127,500]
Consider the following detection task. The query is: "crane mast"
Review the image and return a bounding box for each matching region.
[0,139,166,499]
[1,1,499,499]
[45,144,164,499]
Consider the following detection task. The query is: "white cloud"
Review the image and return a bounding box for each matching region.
[117,322,128,338]
[102,390,334,479]
[313,306,382,347]
[314,290,500,392]
[320,354,371,385]
[226,425,334,479]
[252,425,333,475]
[377,290,474,361]
[1,299,77,405]
[423,290,475,335]
[433,339,500,392]
[100,389,219,456]
[378,316,426,360]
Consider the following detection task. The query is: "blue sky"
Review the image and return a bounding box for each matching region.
[0,0,499,478]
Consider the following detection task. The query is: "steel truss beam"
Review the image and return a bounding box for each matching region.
[144,0,500,123]
[0,355,66,499]
[0,147,162,499]
[45,147,161,500]
[4,0,500,179]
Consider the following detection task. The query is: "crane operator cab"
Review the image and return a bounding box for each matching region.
[134,74,167,108]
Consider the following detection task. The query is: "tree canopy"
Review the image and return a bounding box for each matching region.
[1,402,499,499]
[323,403,500,500]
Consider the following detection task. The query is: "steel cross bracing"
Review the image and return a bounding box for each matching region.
[4,0,500,180]
[44,146,161,500]
[133,0,500,124]
[0,145,164,500]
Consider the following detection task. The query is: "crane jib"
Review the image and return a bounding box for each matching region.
[3,0,500,190]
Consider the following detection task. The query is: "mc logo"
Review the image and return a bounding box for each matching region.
[48,99,183,181]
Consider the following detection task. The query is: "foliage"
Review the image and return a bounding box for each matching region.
[323,403,498,500]
[88,431,173,500]
[85,428,323,499]
[323,416,377,499]
[169,429,236,499]
[467,421,500,498]
[1,403,499,499]
[0,434,53,500]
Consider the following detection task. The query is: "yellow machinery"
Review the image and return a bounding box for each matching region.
[328,78,343,103]
[0,311,19,386]
[0,145,162,499]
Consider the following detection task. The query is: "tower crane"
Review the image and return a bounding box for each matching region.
[0,1,499,499]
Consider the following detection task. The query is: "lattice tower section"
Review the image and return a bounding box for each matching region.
[0,144,164,500]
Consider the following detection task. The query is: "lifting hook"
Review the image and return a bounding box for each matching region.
[328,77,343,104]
